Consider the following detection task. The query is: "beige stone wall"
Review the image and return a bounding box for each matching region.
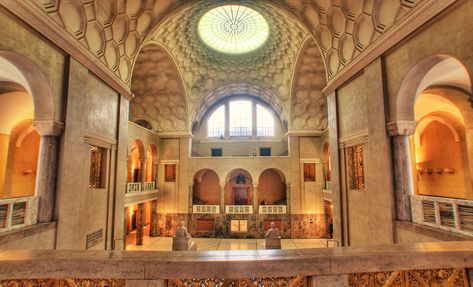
[336,59,395,246]
[55,59,125,250]
[0,224,56,249]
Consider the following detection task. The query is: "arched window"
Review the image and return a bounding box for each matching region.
[256,104,274,137]
[229,101,252,136]
[207,98,275,138]
[207,105,225,137]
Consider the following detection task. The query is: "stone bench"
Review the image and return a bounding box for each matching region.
[172,237,197,251]
[264,237,281,249]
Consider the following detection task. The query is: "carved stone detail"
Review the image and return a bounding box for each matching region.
[168,276,307,287]
[33,120,64,137]
[386,120,416,137]
[0,279,126,287]
[348,268,468,287]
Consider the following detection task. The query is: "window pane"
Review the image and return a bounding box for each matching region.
[207,105,225,138]
[257,104,274,137]
[229,101,252,136]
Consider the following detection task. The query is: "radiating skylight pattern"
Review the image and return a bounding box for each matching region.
[198,5,269,54]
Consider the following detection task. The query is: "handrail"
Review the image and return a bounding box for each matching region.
[0,241,472,281]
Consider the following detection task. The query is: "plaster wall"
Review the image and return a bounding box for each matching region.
[416,121,467,199]
[336,59,395,246]
[55,59,121,250]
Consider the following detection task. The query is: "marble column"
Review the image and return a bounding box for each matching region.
[387,120,416,221]
[136,203,145,245]
[253,184,258,214]
[220,185,225,214]
[189,183,193,214]
[33,121,64,223]
[149,200,158,237]
[139,157,147,190]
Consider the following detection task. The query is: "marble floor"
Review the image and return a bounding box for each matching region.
[125,229,331,251]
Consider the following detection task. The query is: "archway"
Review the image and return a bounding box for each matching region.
[146,144,158,184]
[257,169,286,206]
[392,55,473,221]
[225,169,253,206]
[192,169,220,205]
[127,140,145,185]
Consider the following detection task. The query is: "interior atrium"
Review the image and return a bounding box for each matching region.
[0,0,473,286]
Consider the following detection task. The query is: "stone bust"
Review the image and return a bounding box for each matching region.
[265,222,280,239]
[175,221,191,238]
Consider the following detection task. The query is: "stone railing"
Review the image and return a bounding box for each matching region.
[126,182,141,193]
[225,205,253,214]
[193,205,220,214]
[411,194,473,236]
[0,196,38,232]
[143,182,156,191]
[0,241,472,286]
[259,205,286,214]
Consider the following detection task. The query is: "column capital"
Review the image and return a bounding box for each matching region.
[33,121,64,137]
[387,120,416,137]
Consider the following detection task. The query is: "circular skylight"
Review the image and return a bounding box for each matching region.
[198,5,270,55]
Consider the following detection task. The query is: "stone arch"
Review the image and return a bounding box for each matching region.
[290,37,327,131]
[257,168,287,205]
[130,43,189,132]
[128,139,145,183]
[192,83,288,131]
[0,51,55,122]
[225,169,253,206]
[192,169,220,205]
[146,143,158,182]
[416,113,465,145]
[395,55,472,121]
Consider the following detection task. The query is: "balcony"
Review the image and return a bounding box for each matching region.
[225,205,253,214]
[193,205,220,214]
[0,241,472,286]
[0,196,38,232]
[411,194,473,236]
[126,182,141,193]
[259,205,286,214]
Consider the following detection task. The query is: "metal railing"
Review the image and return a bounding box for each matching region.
[0,196,38,232]
[126,182,141,193]
[259,205,286,214]
[411,194,473,236]
[225,205,253,214]
[193,205,220,214]
[143,182,156,191]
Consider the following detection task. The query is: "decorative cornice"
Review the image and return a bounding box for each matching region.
[322,0,457,96]
[33,121,64,137]
[387,120,416,137]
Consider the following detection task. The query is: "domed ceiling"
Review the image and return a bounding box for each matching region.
[22,0,421,89]
[131,1,312,131]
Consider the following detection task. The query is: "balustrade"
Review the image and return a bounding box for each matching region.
[411,194,473,236]
[259,205,286,214]
[126,182,142,193]
[0,196,38,232]
[193,205,220,214]
[143,182,156,191]
[225,205,253,214]
[0,241,472,287]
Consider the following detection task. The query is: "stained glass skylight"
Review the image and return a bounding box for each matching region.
[198,5,270,54]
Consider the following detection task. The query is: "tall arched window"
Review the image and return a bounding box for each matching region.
[257,104,274,137]
[207,99,275,138]
[207,105,225,137]
[229,101,252,137]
